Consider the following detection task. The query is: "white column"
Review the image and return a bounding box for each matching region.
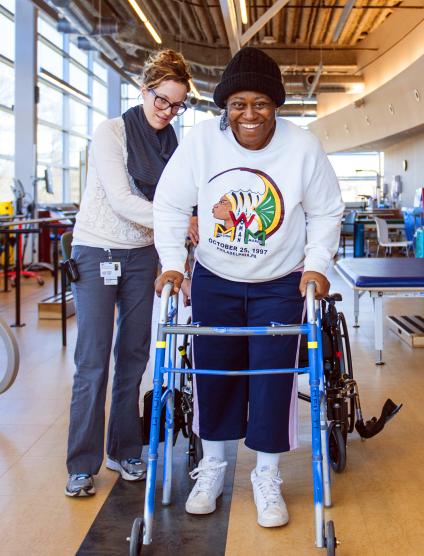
[14,0,37,198]
[107,67,121,118]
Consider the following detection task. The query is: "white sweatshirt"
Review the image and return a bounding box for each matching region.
[72,117,154,249]
[154,116,344,282]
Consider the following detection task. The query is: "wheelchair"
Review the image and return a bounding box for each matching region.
[298,293,402,473]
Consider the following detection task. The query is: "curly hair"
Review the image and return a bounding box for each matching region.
[141,49,192,92]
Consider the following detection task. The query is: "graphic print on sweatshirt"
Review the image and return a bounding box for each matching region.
[208,167,284,259]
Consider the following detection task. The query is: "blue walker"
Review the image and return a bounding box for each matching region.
[129,281,337,555]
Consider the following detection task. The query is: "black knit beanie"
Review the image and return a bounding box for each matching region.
[213,47,285,108]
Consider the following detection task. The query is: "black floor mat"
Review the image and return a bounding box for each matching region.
[77,438,238,556]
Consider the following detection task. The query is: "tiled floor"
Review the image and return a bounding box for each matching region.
[0,264,423,555]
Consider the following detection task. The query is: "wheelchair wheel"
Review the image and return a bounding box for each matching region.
[325,520,337,555]
[0,316,20,395]
[328,422,346,473]
[338,312,355,433]
[188,431,203,470]
[129,517,144,556]
[338,312,353,379]
[194,432,203,466]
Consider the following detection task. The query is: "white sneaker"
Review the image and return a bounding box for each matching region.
[185,457,228,515]
[251,465,289,527]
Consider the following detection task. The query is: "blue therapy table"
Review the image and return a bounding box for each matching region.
[335,258,424,364]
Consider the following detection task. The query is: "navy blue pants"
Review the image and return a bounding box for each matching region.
[191,263,304,453]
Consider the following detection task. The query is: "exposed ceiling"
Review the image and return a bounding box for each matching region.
[45,0,422,115]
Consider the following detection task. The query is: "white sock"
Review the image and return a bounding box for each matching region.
[201,439,225,461]
[256,451,281,470]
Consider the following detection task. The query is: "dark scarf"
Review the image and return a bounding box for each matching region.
[122,105,178,201]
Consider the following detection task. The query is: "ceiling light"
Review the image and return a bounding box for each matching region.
[190,81,213,103]
[239,0,248,25]
[285,99,317,105]
[333,0,356,42]
[261,35,276,44]
[350,83,365,94]
[39,69,90,103]
[127,0,162,44]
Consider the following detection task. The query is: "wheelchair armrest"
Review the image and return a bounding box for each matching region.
[324,293,343,303]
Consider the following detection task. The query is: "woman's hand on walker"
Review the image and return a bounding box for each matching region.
[188,216,199,245]
[155,271,184,296]
[299,271,330,300]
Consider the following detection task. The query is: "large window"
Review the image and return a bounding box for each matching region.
[36,13,108,203]
[179,108,213,139]
[328,152,384,203]
[38,40,63,78]
[69,98,88,135]
[121,82,140,112]
[38,81,63,126]
[1,5,113,205]
[93,79,107,113]
[0,2,14,202]
[0,7,14,61]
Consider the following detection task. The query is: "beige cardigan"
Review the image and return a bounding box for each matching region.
[72,117,154,249]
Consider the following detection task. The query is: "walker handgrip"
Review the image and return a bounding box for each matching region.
[159,281,174,323]
[306,281,317,324]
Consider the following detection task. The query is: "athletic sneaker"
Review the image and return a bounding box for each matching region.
[106,457,146,481]
[185,456,228,515]
[65,473,95,497]
[251,465,289,527]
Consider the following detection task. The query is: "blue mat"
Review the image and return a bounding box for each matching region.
[335,258,424,288]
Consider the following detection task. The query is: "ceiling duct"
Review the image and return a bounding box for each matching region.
[77,36,96,50]
[92,21,119,35]
[58,18,118,35]
[57,18,76,33]
[50,0,123,65]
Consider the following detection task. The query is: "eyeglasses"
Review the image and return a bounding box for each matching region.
[149,89,187,116]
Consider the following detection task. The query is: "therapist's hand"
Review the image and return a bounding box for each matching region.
[155,271,184,296]
[181,277,191,307]
[299,271,330,300]
[188,216,199,246]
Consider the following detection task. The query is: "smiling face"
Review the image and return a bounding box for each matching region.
[141,79,188,131]
[226,91,277,150]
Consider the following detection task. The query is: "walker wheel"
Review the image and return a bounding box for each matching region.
[325,520,337,555]
[129,517,144,556]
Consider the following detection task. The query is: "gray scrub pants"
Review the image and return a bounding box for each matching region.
[66,244,158,475]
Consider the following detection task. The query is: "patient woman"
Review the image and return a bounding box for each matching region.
[154,47,343,527]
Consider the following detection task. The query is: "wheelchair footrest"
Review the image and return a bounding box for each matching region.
[355,398,402,439]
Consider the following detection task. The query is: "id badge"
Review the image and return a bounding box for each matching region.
[100,261,121,285]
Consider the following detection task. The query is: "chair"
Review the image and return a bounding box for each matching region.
[401,208,416,244]
[374,217,413,257]
[340,210,356,257]
[60,231,73,346]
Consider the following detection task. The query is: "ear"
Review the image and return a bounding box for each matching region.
[140,85,147,99]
